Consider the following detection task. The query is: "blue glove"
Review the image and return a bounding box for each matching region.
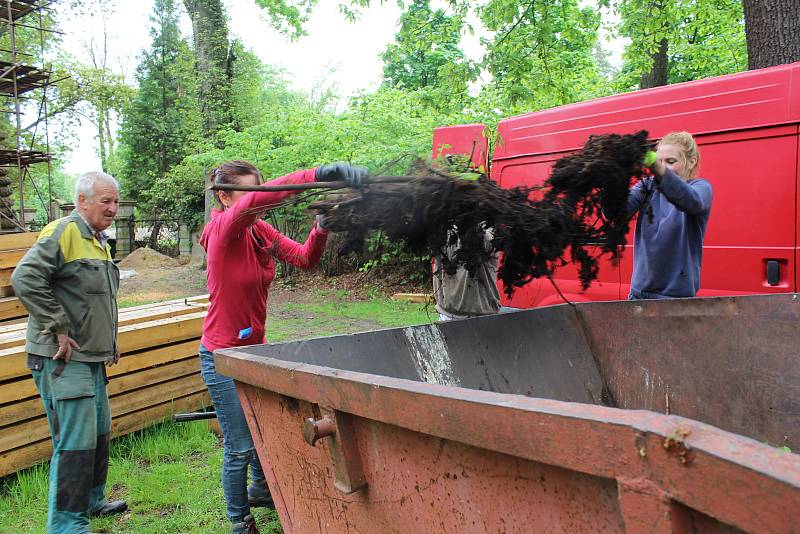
[315,163,368,188]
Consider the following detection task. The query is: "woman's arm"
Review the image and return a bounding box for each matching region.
[214,168,317,239]
[627,179,651,215]
[656,168,712,215]
[266,221,329,269]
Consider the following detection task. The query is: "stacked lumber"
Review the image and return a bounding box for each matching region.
[0,232,38,315]
[0,295,210,477]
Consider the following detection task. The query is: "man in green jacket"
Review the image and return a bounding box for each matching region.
[12,171,127,534]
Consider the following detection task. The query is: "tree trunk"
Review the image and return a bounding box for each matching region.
[640,37,669,89]
[182,0,233,140]
[743,0,800,70]
[97,109,108,173]
[182,0,234,226]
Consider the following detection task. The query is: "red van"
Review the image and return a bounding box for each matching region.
[433,62,800,308]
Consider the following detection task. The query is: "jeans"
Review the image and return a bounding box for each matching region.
[30,356,111,534]
[198,344,266,523]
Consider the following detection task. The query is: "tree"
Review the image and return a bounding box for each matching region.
[743,0,800,70]
[477,0,607,112]
[62,60,133,173]
[612,0,746,90]
[182,0,233,141]
[380,0,476,113]
[118,0,200,217]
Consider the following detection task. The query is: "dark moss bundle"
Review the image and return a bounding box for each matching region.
[310,131,652,296]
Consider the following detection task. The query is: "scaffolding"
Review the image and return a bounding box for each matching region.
[0,0,56,232]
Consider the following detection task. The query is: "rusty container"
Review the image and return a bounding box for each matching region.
[216,294,800,533]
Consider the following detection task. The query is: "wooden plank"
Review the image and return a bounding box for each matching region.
[392,293,433,303]
[0,295,208,336]
[117,312,206,353]
[106,357,200,396]
[0,438,50,478]
[0,232,38,251]
[0,364,204,452]
[0,343,201,426]
[0,311,206,382]
[0,302,208,349]
[0,294,208,332]
[0,390,210,477]
[109,373,206,419]
[0,413,50,452]
[0,396,42,427]
[0,349,200,406]
[120,294,209,313]
[0,378,37,405]
[0,371,206,432]
[0,296,25,321]
[0,267,13,287]
[107,340,199,378]
[0,248,29,270]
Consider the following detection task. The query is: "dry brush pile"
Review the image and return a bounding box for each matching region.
[310,131,652,296]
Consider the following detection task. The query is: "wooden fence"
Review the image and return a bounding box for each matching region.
[0,232,211,477]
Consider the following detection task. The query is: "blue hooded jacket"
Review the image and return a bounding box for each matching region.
[627,168,713,299]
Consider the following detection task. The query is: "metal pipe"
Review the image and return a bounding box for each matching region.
[208,175,423,193]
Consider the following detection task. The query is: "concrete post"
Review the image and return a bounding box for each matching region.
[179,224,192,257]
[114,201,136,259]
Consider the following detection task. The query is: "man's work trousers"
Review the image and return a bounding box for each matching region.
[29,356,111,534]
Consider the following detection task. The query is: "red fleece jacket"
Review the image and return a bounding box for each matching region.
[200,168,327,351]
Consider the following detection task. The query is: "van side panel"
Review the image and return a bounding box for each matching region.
[431,124,489,171]
[494,64,799,161]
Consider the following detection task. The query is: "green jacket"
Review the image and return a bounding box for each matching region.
[12,211,119,362]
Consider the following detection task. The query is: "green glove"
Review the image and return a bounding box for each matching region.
[643,150,658,167]
[456,172,480,181]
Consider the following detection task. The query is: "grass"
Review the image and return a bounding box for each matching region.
[0,288,432,533]
[268,289,434,342]
[0,420,282,534]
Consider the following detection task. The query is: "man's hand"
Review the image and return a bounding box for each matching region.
[315,163,368,188]
[52,333,80,362]
[107,347,121,366]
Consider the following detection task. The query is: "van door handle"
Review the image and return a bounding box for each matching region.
[766,260,780,286]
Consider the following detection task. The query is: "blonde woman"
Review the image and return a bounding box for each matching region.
[627,131,712,299]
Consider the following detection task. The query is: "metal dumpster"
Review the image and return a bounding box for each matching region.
[216,294,800,533]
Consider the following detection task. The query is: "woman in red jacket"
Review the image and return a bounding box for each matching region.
[199,160,365,534]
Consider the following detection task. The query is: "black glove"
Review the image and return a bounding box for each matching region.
[315,163,368,188]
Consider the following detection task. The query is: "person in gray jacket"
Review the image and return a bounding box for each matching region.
[433,224,502,321]
[12,171,127,534]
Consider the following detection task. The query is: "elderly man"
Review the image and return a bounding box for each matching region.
[12,171,127,534]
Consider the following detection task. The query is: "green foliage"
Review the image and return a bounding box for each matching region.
[381,0,477,112]
[252,0,317,38]
[478,0,608,113]
[118,0,201,216]
[610,0,747,90]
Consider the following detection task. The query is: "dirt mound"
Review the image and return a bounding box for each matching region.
[118,247,180,270]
